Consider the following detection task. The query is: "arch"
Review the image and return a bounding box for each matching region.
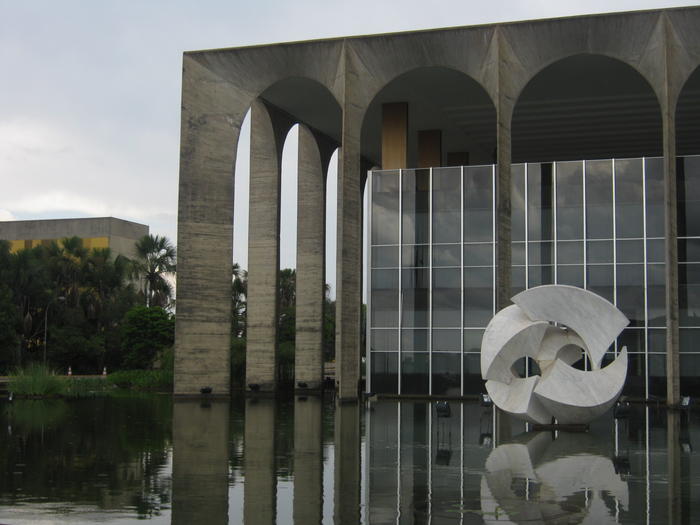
[512,54,663,162]
[360,66,497,168]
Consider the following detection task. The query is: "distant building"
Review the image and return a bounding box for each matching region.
[0,217,149,260]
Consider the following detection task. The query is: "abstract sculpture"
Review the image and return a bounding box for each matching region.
[481,285,629,424]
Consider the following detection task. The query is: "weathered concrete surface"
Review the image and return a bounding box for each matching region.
[244,398,276,525]
[246,100,290,392]
[175,55,243,395]
[171,400,229,524]
[176,7,700,399]
[295,125,325,389]
[293,396,323,524]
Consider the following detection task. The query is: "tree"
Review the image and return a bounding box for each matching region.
[231,263,247,338]
[131,235,176,308]
[121,306,174,370]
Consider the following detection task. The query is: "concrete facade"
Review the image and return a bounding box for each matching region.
[0,217,148,260]
[176,7,700,403]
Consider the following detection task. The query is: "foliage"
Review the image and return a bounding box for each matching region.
[106,369,173,390]
[278,340,295,387]
[230,337,246,387]
[231,263,247,338]
[64,376,113,397]
[131,234,176,308]
[120,306,174,370]
[8,363,66,396]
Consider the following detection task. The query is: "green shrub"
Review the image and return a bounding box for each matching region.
[107,369,172,391]
[121,306,174,370]
[64,376,112,397]
[8,363,66,396]
[231,337,246,388]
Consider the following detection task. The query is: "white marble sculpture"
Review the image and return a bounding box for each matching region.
[481,285,629,424]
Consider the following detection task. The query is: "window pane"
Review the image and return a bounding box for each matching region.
[402,245,429,267]
[432,329,461,352]
[617,328,645,353]
[680,328,700,353]
[679,264,700,326]
[615,158,644,238]
[647,264,665,326]
[587,264,613,303]
[464,166,493,242]
[402,268,429,327]
[401,353,429,395]
[464,329,484,353]
[432,353,461,396]
[645,157,664,237]
[680,354,700,395]
[512,242,525,265]
[401,329,428,351]
[464,267,493,327]
[512,266,526,295]
[678,156,700,237]
[512,164,525,242]
[648,354,666,398]
[402,169,430,244]
[433,244,461,267]
[555,161,583,240]
[372,245,399,268]
[557,241,583,264]
[647,239,664,263]
[617,264,644,326]
[587,240,613,264]
[433,167,461,243]
[371,329,398,351]
[528,266,553,288]
[557,265,584,287]
[371,269,399,327]
[464,243,493,266]
[528,163,553,241]
[528,241,553,265]
[463,354,484,395]
[433,268,461,327]
[648,329,665,353]
[585,160,613,239]
[371,352,398,394]
[372,170,400,245]
[617,239,644,263]
[679,239,700,263]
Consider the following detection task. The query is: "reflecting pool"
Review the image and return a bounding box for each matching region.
[0,395,699,523]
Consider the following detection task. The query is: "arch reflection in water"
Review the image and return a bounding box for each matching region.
[480,432,628,523]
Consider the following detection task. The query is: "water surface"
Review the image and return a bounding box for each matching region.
[1,395,698,523]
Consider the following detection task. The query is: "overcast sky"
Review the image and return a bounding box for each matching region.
[1,0,696,293]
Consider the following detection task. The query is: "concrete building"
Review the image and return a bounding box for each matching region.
[0,217,148,260]
[175,6,700,403]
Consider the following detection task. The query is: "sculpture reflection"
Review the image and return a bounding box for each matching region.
[481,431,628,523]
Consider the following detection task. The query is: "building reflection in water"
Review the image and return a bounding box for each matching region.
[171,399,230,525]
[169,397,696,524]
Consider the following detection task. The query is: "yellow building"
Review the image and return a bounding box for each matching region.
[0,217,148,260]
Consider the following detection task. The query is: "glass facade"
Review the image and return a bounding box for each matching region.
[368,156,700,398]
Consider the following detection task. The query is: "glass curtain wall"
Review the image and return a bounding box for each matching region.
[368,156,700,398]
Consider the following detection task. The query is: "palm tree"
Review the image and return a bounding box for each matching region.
[131,235,176,308]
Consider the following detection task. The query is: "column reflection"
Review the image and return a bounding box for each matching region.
[244,397,276,525]
[171,399,230,525]
[335,400,361,525]
[293,395,323,525]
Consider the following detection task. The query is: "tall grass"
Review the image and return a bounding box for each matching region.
[8,363,66,397]
[106,369,173,391]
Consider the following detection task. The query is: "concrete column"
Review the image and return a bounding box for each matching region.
[495,32,514,312]
[244,397,276,525]
[663,107,680,406]
[336,77,363,401]
[246,100,289,391]
[175,55,242,395]
[172,399,230,524]
[295,125,326,390]
[293,396,323,523]
[334,400,361,525]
